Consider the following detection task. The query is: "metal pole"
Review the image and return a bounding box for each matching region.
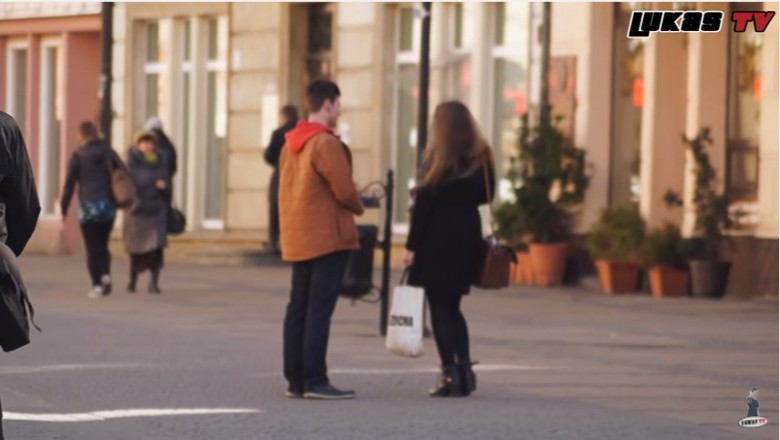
[100,2,113,142]
[416,2,432,166]
[380,170,394,336]
[539,2,552,130]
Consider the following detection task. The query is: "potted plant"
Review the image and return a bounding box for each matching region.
[495,157,533,285]
[670,128,734,298]
[584,203,646,294]
[498,114,590,287]
[639,224,690,298]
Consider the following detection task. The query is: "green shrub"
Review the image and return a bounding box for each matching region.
[639,224,688,269]
[584,203,646,262]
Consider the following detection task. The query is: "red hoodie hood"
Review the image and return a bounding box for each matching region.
[285,120,333,153]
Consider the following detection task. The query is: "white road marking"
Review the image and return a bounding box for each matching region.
[4,408,262,423]
[0,363,149,375]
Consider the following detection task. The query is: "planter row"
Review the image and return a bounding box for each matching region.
[511,245,730,299]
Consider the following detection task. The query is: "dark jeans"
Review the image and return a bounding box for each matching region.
[268,171,280,252]
[81,220,114,286]
[283,250,350,391]
[426,290,471,366]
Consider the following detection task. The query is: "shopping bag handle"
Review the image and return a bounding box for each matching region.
[399,268,410,285]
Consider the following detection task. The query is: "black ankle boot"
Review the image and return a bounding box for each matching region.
[458,357,478,396]
[429,365,463,398]
[148,269,161,294]
[127,274,137,293]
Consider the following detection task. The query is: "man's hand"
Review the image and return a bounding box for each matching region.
[156,179,167,190]
[403,250,415,268]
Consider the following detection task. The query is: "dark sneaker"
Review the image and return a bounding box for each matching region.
[303,384,355,400]
[285,387,304,399]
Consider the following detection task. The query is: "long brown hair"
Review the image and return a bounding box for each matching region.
[420,101,493,187]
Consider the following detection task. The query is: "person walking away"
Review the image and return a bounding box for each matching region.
[264,105,299,255]
[61,121,120,298]
[279,80,364,400]
[0,111,42,439]
[144,117,177,203]
[123,132,170,294]
[403,101,495,398]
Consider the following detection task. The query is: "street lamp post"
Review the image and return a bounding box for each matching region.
[100,2,113,141]
[539,2,552,130]
[416,2,432,165]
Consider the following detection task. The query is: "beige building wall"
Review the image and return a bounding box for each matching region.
[550,3,613,231]
[226,2,283,231]
[756,1,779,240]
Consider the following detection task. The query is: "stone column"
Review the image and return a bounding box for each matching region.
[756,1,779,239]
[638,3,689,231]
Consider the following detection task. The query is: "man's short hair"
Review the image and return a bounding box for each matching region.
[79,121,99,141]
[305,79,341,113]
[134,131,156,145]
[281,105,299,122]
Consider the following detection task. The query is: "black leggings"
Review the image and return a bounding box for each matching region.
[426,290,471,366]
[81,220,114,286]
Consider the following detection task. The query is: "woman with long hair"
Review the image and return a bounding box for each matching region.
[404,101,495,397]
[61,121,120,298]
[123,132,170,294]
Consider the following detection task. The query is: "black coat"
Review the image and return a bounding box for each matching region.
[151,128,177,178]
[406,161,495,295]
[0,112,40,256]
[122,148,170,255]
[60,140,120,217]
[264,119,298,168]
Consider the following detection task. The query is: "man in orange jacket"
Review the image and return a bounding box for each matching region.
[279,80,364,400]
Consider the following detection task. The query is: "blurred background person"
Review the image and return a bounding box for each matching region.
[264,105,299,255]
[145,117,177,204]
[403,101,495,398]
[60,121,119,298]
[123,132,170,294]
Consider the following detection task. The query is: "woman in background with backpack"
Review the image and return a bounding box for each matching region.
[61,121,120,298]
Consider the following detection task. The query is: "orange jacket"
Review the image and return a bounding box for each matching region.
[279,121,364,262]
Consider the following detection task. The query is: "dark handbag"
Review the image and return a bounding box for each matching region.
[0,242,40,352]
[473,164,516,289]
[167,205,186,235]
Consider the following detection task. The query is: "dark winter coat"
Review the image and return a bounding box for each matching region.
[264,119,299,168]
[60,140,121,221]
[122,148,170,255]
[406,160,495,295]
[0,111,40,256]
[151,128,177,178]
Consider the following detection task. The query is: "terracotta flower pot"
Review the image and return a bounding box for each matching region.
[647,265,689,298]
[529,242,569,287]
[595,260,640,295]
[511,252,528,284]
[518,252,534,285]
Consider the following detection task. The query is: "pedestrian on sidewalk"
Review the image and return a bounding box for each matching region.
[279,79,364,400]
[61,121,121,298]
[0,111,42,440]
[144,117,177,204]
[123,132,170,294]
[403,101,495,398]
[264,105,299,255]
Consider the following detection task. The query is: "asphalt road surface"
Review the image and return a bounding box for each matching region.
[1,255,777,440]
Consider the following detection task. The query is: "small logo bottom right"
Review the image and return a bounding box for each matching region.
[739,387,768,428]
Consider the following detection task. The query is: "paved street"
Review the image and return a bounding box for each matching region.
[1,254,777,440]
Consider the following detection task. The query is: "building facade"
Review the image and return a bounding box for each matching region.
[0,1,103,254]
[2,2,776,296]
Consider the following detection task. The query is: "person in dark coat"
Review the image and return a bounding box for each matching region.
[0,111,41,440]
[264,105,299,254]
[61,121,121,298]
[747,388,760,417]
[145,117,177,203]
[404,101,495,398]
[123,132,170,294]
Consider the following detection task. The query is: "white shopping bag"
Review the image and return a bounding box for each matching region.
[385,274,425,358]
